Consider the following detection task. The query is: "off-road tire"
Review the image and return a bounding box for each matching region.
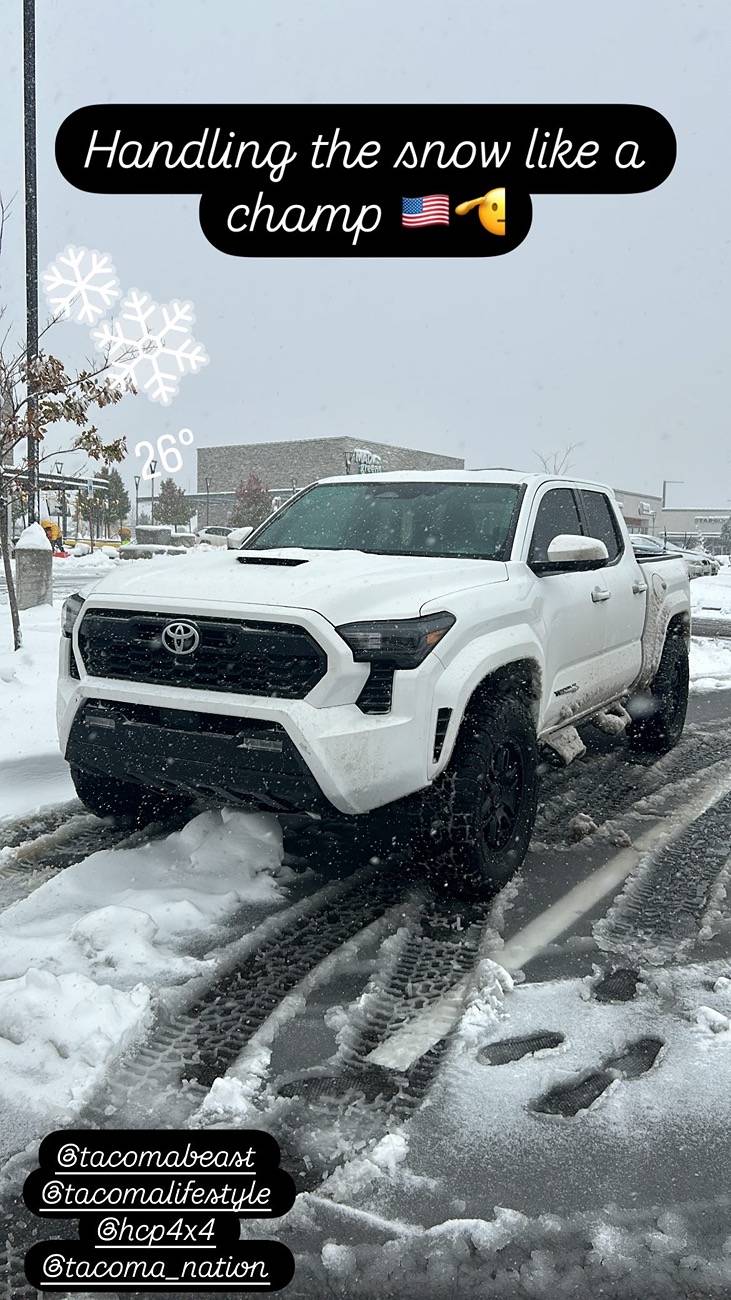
[628,631,689,754]
[70,765,190,826]
[418,693,539,898]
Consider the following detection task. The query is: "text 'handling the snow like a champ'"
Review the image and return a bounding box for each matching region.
[23,1129,296,1293]
[55,103,676,258]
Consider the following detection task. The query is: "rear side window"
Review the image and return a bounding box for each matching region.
[581,491,623,561]
[529,489,583,563]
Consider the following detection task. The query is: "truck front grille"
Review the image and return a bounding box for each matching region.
[76,608,327,698]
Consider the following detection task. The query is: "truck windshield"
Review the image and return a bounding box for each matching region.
[248,481,522,560]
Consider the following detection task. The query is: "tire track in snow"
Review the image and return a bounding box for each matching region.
[78,860,412,1130]
[0,800,81,851]
[594,789,731,965]
[0,811,187,913]
[201,733,731,1195]
[259,889,511,1192]
[0,858,413,1298]
[535,727,729,845]
[0,865,513,1291]
[336,897,494,1089]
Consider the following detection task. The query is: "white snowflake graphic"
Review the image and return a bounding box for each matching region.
[42,245,121,325]
[91,290,209,405]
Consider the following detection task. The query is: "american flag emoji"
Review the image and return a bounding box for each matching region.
[401,195,450,228]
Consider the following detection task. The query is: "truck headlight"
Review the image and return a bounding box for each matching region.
[336,612,455,668]
[61,592,85,638]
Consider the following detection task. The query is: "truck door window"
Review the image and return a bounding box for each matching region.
[529,489,583,563]
[581,491,623,561]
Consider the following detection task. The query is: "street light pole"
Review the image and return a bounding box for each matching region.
[662,479,684,510]
[54,460,65,538]
[205,476,211,526]
[149,461,158,523]
[23,0,39,524]
[134,474,141,526]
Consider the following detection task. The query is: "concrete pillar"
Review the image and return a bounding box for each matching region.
[15,522,53,610]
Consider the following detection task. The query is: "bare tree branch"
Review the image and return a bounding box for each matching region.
[533,442,583,476]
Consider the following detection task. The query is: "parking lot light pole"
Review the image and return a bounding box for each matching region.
[205,476,211,526]
[662,479,684,510]
[134,474,141,526]
[149,461,158,523]
[54,460,65,536]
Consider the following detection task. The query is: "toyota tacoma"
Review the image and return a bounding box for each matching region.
[58,472,690,891]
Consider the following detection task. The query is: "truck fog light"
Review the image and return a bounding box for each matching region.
[84,714,116,730]
[237,735,284,753]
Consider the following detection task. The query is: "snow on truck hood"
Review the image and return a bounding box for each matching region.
[81,548,508,624]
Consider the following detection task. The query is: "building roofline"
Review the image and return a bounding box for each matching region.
[196,434,464,459]
[614,488,663,500]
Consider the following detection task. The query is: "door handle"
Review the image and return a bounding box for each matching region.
[591,587,612,603]
[632,580,648,595]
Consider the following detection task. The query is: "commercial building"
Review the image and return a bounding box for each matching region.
[612,488,664,534]
[192,436,465,525]
[651,506,731,553]
[613,491,730,552]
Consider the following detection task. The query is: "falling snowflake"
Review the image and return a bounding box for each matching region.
[91,290,209,405]
[42,245,121,325]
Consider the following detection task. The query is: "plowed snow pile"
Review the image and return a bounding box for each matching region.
[0,809,286,1150]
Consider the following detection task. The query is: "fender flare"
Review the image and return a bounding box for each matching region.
[429,626,544,777]
[637,587,690,689]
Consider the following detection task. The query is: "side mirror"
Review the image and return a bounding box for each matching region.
[533,533,609,574]
[226,525,254,549]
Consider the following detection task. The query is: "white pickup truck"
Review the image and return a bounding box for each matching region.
[58,472,690,892]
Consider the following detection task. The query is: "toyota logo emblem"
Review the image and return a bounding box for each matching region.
[161,621,200,656]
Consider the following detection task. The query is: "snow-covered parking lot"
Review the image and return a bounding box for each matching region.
[0,564,731,1298]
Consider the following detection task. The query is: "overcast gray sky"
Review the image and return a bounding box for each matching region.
[0,0,728,507]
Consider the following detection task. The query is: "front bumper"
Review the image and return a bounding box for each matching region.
[66,699,332,816]
[57,632,439,816]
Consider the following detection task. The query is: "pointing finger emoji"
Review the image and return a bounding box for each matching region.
[455,187,506,235]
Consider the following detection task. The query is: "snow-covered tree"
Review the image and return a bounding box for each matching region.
[231,472,272,528]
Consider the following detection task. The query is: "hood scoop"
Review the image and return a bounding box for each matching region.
[236,555,309,567]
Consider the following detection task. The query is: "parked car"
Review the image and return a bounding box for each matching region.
[195,526,233,547]
[667,544,714,579]
[58,472,690,895]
